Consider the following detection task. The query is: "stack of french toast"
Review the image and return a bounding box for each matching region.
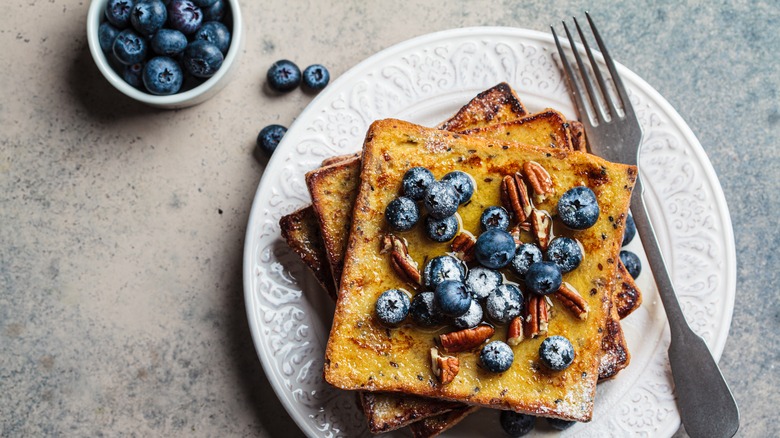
[279,83,642,436]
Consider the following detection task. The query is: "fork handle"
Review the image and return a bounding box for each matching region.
[631,179,739,438]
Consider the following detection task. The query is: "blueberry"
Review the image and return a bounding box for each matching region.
[480,340,514,373]
[546,237,583,273]
[105,0,136,28]
[201,0,225,21]
[434,280,472,317]
[423,255,465,290]
[425,215,459,242]
[622,214,636,246]
[149,29,187,56]
[130,0,167,36]
[546,418,576,431]
[485,284,523,324]
[619,250,642,279]
[375,289,410,326]
[423,181,459,219]
[122,62,144,88]
[474,228,516,269]
[464,266,502,302]
[267,59,302,92]
[190,0,217,6]
[409,291,441,327]
[500,410,535,437]
[302,64,330,90]
[256,124,287,156]
[112,29,148,65]
[479,206,510,231]
[441,171,475,204]
[142,56,183,95]
[452,299,483,329]
[401,167,435,201]
[539,335,575,371]
[183,40,224,78]
[385,196,419,231]
[98,22,120,53]
[524,261,562,296]
[167,0,203,35]
[557,186,600,230]
[194,21,231,54]
[509,243,543,278]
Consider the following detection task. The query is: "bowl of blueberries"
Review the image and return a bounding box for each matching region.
[87,0,243,108]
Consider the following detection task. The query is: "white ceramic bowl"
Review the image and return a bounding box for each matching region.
[86,0,243,109]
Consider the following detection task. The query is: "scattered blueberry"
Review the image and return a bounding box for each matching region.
[509,243,543,278]
[425,214,459,242]
[122,62,144,88]
[441,171,475,204]
[500,411,535,437]
[256,124,287,156]
[622,214,636,246]
[182,40,224,78]
[479,206,510,231]
[464,266,502,302]
[485,284,523,324]
[385,196,419,232]
[375,289,410,326]
[546,237,583,273]
[423,255,465,290]
[409,291,441,327]
[190,0,218,7]
[619,250,642,279]
[267,59,302,92]
[434,280,473,317]
[402,167,435,201]
[98,22,120,53]
[130,0,167,36]
[539,335,575,371]
[302,64,330,90]
[201,0,225,21]
[112,29,148,65]
[452,299,483,329]
[480,340,514,373]
[423,181,460,219]
[525,261,562,295]
[167,0,203,35]
[546,417,576,431]
[557,186,600,230]
[474,228,516,269]
[105,0,136,28]
[142,56,183,95]
[194,21,231,54]
[150,29,188,56]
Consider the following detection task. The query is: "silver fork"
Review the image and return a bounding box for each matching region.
[552,13,739,438]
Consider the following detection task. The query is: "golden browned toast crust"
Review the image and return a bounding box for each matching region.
[325,119,637,421]
[409,406,480,438]
[615,260,643,319]
[359,392,464,434]
[568,120,588,152]
[463,109,574,151]
[438,82,527,132]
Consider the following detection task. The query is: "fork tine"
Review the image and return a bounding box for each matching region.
[562,20,608,124]
[574,16,620,120]
[551,26,593,127]
[585,11,635,119]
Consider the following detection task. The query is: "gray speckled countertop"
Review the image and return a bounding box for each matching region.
[1,0,777,436]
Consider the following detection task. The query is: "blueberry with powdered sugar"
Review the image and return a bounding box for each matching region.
[402,167,435,201]
[464,266,502,302]
[557,186,600,230]
[374,289,410,326]
[480,340,514,373]
[479,206,510,231]
[539,335,575,371]
[409,291,441,327]
[546,236,583,273]
[424,214,459,242]
[423,255,465,290]
[423,181,460,219]
[441,170,475,204]
[509,243,543,278]
[485,284,523,324]
[385,196,419,231]
[452,299,483,329]
[619,250,641,279]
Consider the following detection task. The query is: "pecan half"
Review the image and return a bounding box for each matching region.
[522,294,550,339]
[430,348,459,385]
[381,234,421,285]
[500,173,533,224]
[438,325,495,353]
[555,282,589,320]
[451,231,476,262]
[523,161,554,204]
[507,316,523,346]
[529,209,553,250]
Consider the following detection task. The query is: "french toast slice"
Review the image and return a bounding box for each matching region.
[437,82,527,132]
[358,392,464,434]
[324,119,637,421]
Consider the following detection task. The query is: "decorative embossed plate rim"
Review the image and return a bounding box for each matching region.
[243,27,736,437]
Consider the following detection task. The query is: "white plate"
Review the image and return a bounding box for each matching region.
[243,27,736,437]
